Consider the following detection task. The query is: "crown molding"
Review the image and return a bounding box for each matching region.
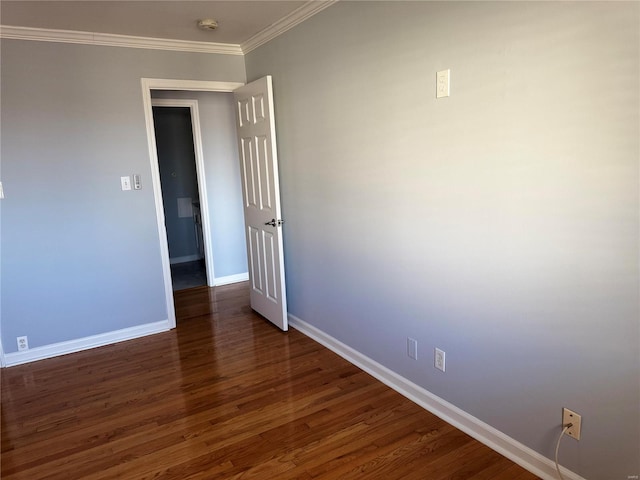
[0,1,337,56]
[241,0,338,54]
[0,25,244,55]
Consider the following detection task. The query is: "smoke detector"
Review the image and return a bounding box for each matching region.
[197,19,218,31]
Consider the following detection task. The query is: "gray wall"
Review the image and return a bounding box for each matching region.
[151,91,247,278]
[245,2,639,479]
[0,39,245,351]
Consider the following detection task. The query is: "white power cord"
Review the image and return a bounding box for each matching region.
[554,423,573,480]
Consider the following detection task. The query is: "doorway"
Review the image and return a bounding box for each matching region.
[152,103,207,291]
[142,79,246,329]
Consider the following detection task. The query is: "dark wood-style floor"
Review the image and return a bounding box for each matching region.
[1,283,539,479]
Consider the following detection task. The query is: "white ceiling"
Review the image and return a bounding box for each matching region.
[0,1,314,45]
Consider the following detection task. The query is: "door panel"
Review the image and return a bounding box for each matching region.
[247,226,263,294]
[234,76,288,330]
[256,136,273,210]
[241,137,257,208]
[262,230,277,301]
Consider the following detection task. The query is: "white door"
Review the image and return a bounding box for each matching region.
[234,76,288,331]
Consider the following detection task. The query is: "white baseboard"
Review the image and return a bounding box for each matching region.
[3,320,171,367]
[214,272,249,286]
[0,340,6,368]
[288,314,586,480]
[170,254,203,265]
[2,274,248,367]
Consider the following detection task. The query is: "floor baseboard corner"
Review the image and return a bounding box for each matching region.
[288,314,587,480]
[3,320,171,367]
[214,272,249,286]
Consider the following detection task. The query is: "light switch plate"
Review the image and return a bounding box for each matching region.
[437,69,450,98]
[0,181,4,199]
[121,176,131,191]
[133,174,142,190]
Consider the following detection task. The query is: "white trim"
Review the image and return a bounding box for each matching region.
[141,79,178,329]
[142,78,245,328]
[146,79,244,93]
[214,273,249,286]
[288,314,587,480]
[0,25,243,55]
[169,254,204,265]
[0,339,6,368]
[1,2,336,56]
[241,1,338,54]
[151,98,216,287]
[3,321,170,367]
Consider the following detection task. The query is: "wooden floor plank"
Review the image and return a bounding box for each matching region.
[1,282,539,479]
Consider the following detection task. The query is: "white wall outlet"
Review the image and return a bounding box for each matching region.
[121,176,132,191]
[434,348,446,372]
[0,181,4,199]
[562,408,582,440]
[17,336,29,351]
[407,337,418,360]
[436,69,451,98]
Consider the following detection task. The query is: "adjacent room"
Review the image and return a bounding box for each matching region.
[1,2,638,480]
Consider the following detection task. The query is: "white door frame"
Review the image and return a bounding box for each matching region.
[151,98,215,287]
[141,78,244,329]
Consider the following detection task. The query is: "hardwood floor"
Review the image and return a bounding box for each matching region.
[1,283,539,479]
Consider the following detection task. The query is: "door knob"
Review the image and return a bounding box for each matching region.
[264,219,284,227]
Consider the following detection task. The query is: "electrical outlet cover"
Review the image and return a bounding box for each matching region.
[562,408,582,440]
[17,336,29,351]
[435,348,445,372]
[407,338,418,360]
